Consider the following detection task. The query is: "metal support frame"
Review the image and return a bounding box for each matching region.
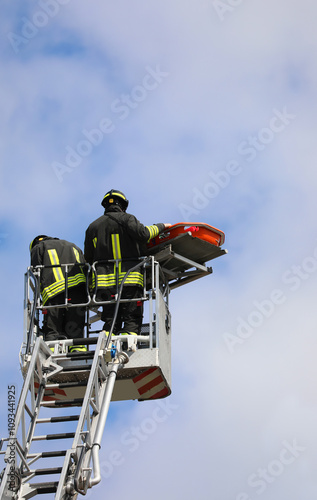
[152,245,222,289]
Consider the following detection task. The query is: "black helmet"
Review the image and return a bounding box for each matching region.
[29,235,48,251]
[101,189,129,211]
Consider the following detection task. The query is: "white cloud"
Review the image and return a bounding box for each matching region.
[1,1,317,498]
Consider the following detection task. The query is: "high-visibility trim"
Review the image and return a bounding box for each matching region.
[96,271,144,289]
[42,272,86,304]
[41,249,86,304]
[111,233,122,276]
[111,234,121,260]
[146,225,159,241]
[42,283,65,304]
[72,247,80,262]
[103,191,127,202]
[93,237,97,248]
[67,275,86,287]
[47,249,64,282]
[69,345,87,352]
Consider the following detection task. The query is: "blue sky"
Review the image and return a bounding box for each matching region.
[1,1,317,498]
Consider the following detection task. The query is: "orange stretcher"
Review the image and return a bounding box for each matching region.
[146,222,227,288]
[147,222,225,249]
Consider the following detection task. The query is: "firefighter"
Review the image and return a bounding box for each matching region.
[84,190,171,337]
[30,235,88,352]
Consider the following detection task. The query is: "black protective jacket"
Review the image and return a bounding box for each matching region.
[31,237,86,305]
[84,206,165,290]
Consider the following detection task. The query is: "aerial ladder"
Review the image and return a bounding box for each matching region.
[0,223,226,499]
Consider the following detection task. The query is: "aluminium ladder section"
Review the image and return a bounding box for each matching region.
[0,256,169,498]
[0,332,125,499]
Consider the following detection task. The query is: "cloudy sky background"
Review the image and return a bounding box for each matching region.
[1,0,317,498]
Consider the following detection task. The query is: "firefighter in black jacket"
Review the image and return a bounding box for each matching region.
[30,235,88,351]
[84,190,170,336]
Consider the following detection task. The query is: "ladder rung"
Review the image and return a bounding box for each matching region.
[61,365,92,372]
[23,481,59,495]
[37,415,80,424]
[40,398,84,407]
[31,467,63,476]
[68,337,99,345]
[27,450,67,459]
[33,432,75,441]
[48,337,98,348]
[46,381,89,390]
[67,351,95,359]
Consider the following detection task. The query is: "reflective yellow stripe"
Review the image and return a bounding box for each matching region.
[73,247,80,262]
[111,234,121,259]
[111,234,122,276]
[47,249,64,282]
[68,275,86,287]
[42,282,65,304]
[42,273,86,304]
[146,225,159,241]
[93,237,97,248]
[69,345,87,352]
[42,248,86,305]
[107,191,126,201]
[96,271,143,288]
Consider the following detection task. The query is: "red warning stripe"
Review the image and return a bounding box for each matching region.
[149,386,170,399]
[132,367,169,400]
[132,367,157,383]
[137,375,164,396]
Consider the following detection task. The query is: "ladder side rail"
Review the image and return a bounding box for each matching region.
[0,339,50,499]
[23,268,40,357]
[17,342,54,478]
[22,382,47,468]
[54,331,108,499]
[84,263,91,338]
[149,256,155,348]
[155,260,161,349]
[57,340,130,496]
[88,356,126,490]
[72,370,110,495]
[148,289,154,349]
[23,271,29,354]
[18,342,53,477]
